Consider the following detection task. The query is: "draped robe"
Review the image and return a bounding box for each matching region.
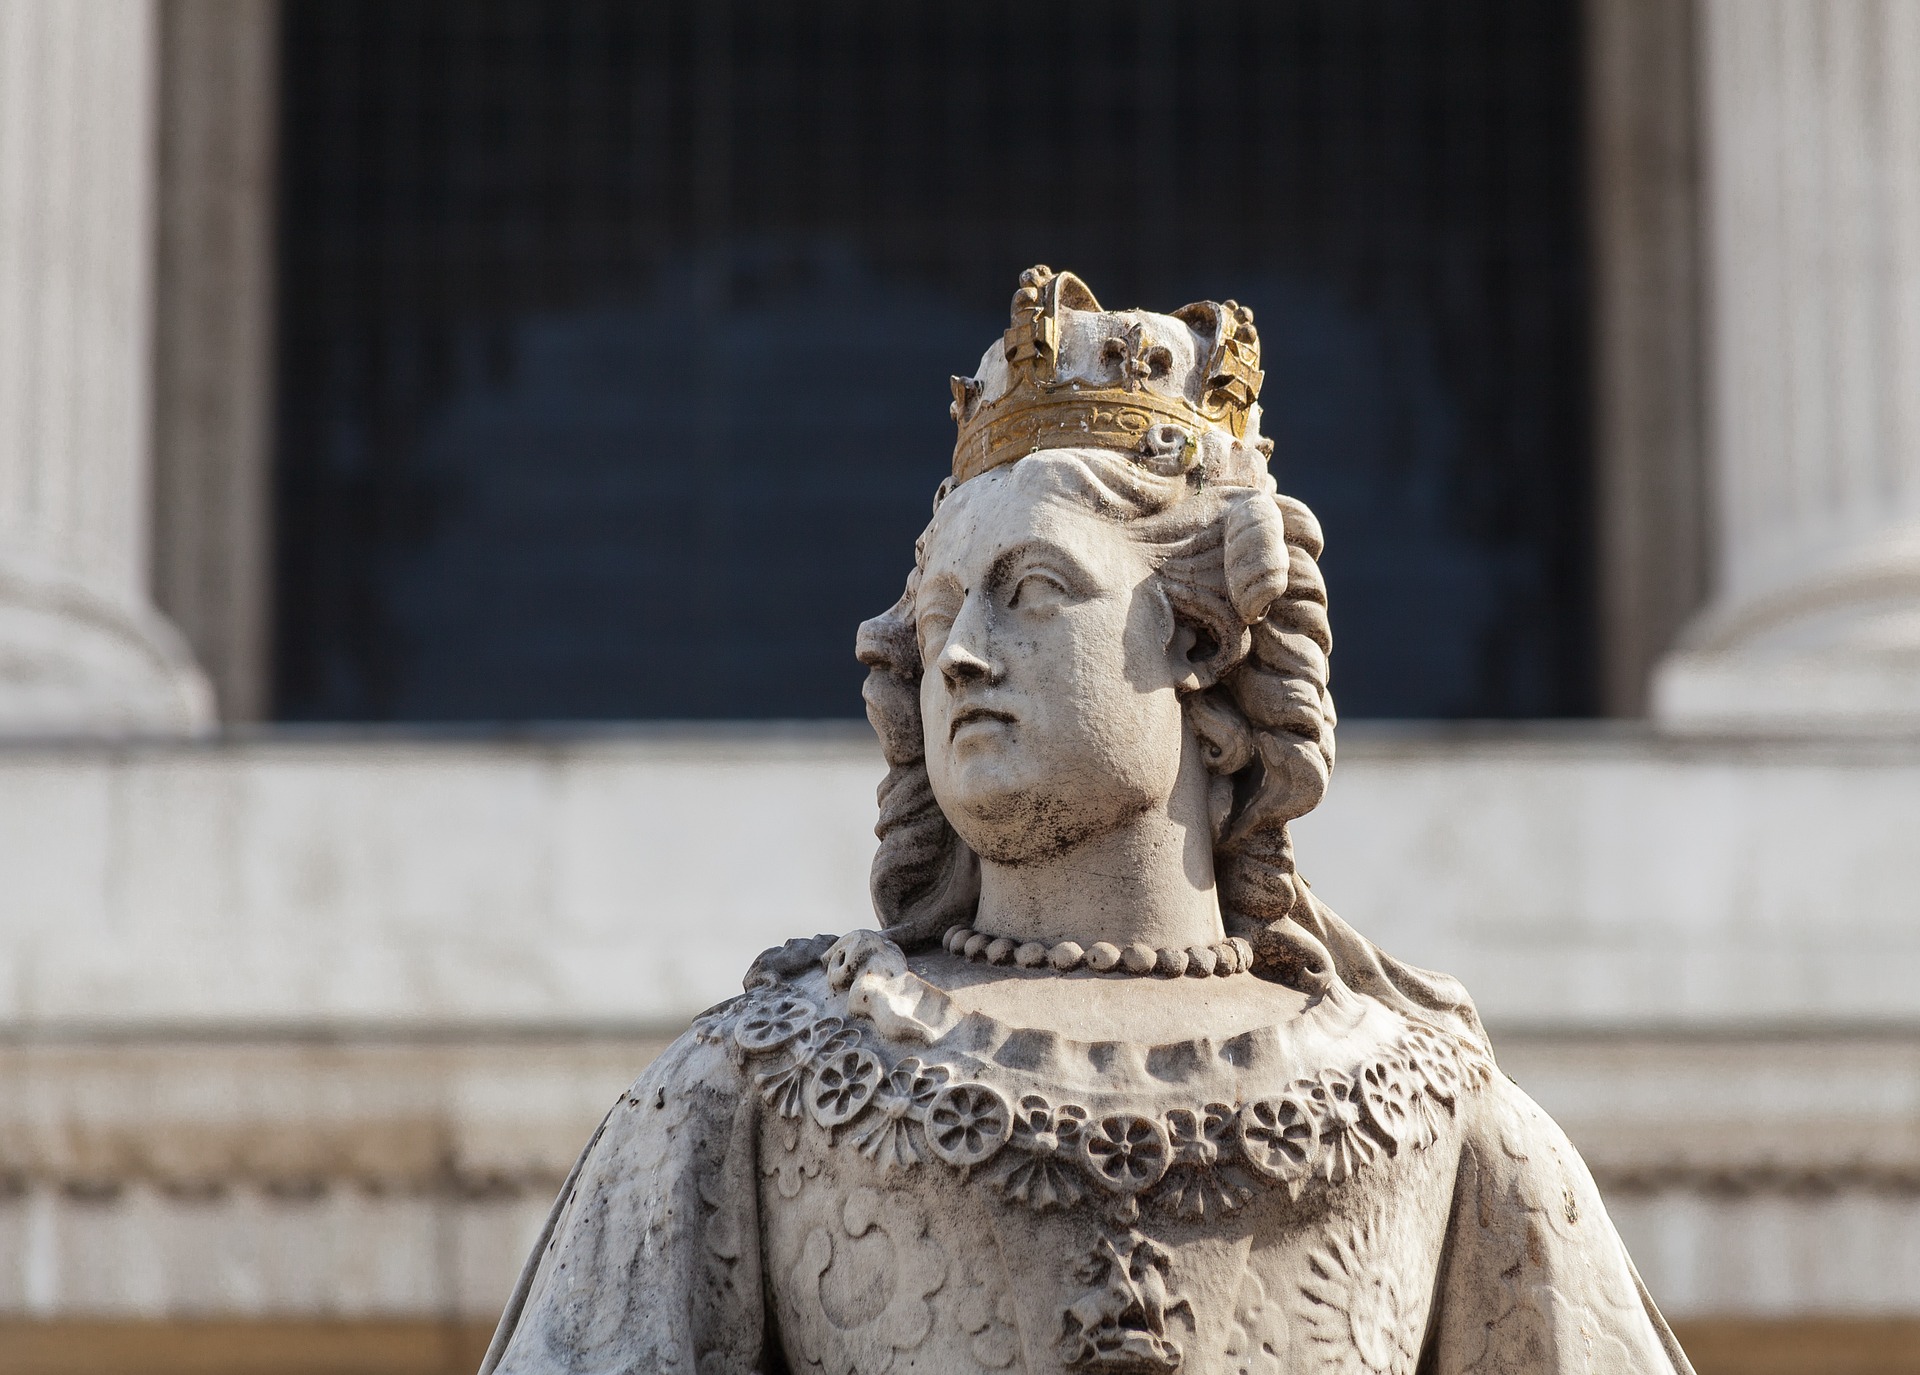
[482,931,1692,1375]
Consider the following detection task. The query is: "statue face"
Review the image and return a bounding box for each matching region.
[915,459,1192,866]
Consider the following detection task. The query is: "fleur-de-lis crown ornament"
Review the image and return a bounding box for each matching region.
[948,265,1269,487]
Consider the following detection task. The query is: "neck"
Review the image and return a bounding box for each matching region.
[969,741,1223,952]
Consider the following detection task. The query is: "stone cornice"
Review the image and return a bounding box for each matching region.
[5,1031,1918,1201]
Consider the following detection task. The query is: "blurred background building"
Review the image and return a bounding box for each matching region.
[3,1,1919,1371]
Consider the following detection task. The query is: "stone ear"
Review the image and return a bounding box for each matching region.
[1170,618,1249,694]
[1187,690,1255,776]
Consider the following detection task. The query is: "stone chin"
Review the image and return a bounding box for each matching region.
[925,681,1180,871]
[931,757,1161,869]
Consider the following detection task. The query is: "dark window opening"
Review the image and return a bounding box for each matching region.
[274,0,1591,721]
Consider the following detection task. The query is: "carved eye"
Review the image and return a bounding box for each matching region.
[1008,569,1069,609]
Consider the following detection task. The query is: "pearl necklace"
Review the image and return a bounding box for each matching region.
[942,924,1254,978]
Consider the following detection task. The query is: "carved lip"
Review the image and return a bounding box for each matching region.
[950,704,1017,740]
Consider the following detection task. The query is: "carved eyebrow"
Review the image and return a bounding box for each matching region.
[915,570,964,617]
[987,540,1097,597]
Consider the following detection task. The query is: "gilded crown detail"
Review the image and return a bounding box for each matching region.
[949,265,1266,485]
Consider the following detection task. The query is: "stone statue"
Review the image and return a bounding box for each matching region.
[480,268,1694,1375]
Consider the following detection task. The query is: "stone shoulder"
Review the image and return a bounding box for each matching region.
[1440,1069,1690,1373]
[587,934,846,1126]
[486,992,772,1375]
[1456,1068,1608,1215]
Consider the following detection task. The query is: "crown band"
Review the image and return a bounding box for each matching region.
[948,266,1265,485]
[953,389,1212,485]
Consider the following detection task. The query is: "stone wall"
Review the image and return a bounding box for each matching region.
[4,725,1918,1329]
[5,725,1915,1033]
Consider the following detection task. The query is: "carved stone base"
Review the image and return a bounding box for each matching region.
[1656,644,1920,734]
[1653,538,1920,734]
[0,561,213,736]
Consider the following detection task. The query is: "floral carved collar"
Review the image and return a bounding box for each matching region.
[696,930,1493,1224]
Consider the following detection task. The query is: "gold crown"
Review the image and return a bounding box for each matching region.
[949,266,1265,485]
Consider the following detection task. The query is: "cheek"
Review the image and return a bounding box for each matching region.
[1105,592,1189,772]
[918,673,951,762]
[999,606,1108,719]
[1109,586,1184,711]
[918,668,943,721]
[1049,597,1181,739]
[1119,584,1181,688]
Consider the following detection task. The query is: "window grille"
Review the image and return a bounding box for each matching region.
[275,0,1589,720]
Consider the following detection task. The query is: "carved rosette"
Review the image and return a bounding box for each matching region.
[706,960,1493,1225]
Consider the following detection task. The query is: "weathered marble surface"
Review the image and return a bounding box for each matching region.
[483,271,1693,1374]
[487,933,1687,1375]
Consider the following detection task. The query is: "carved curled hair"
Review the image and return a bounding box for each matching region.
[855,449,1491,1048]
[853,449,1336,976]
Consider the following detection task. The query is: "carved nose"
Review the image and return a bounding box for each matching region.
[939,642,995,688]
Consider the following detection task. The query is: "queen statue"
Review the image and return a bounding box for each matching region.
[479,268,1695,1375]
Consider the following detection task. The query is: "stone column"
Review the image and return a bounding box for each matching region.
[0,0,212,734]
[1656,0,1920,731]
[1587,0,1711,717]
[150,0,279,724]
